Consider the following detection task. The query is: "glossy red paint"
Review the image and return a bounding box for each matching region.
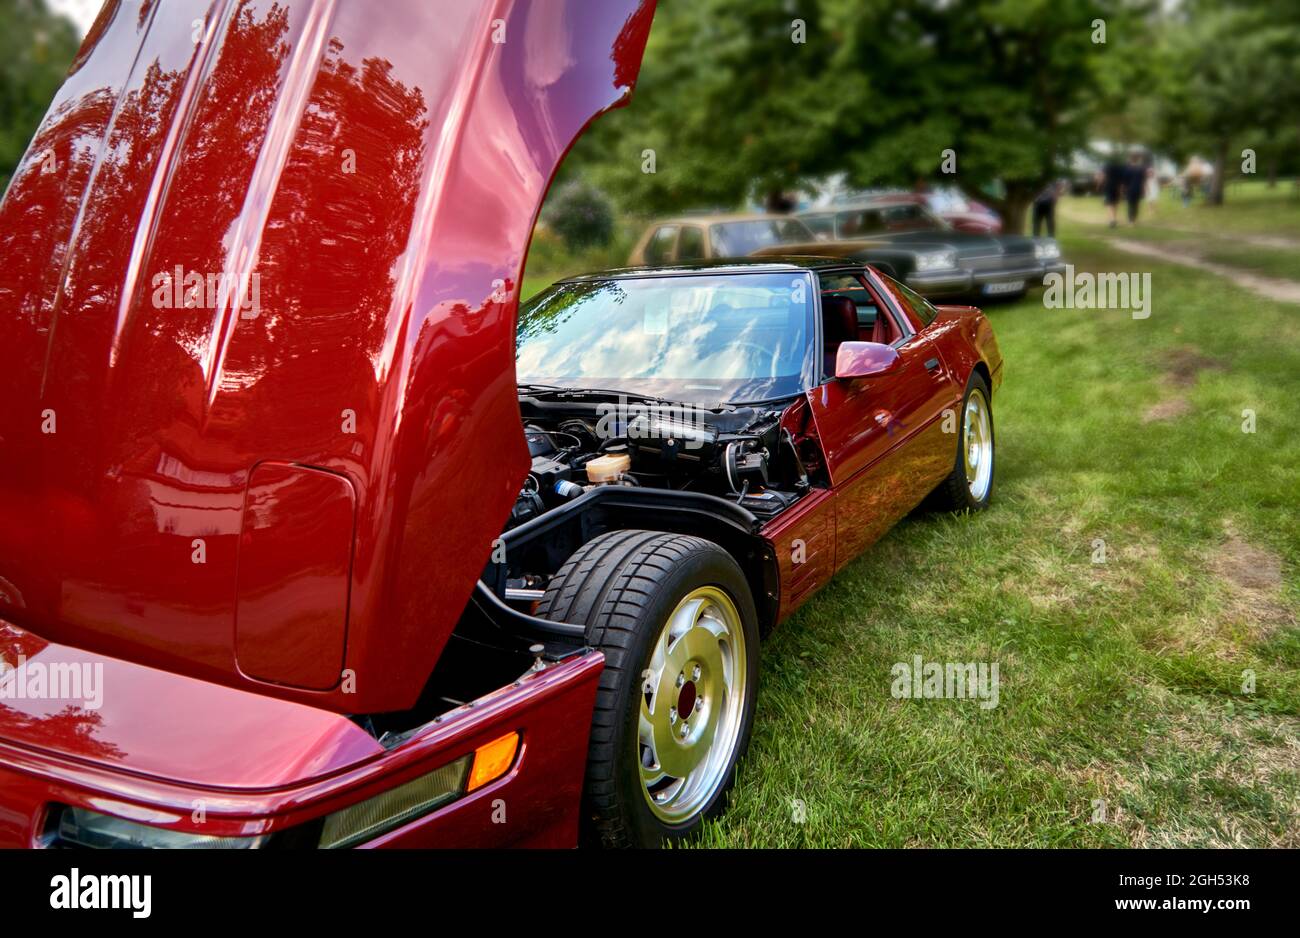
[234,462,356,690]
[0,618,380,790]
[0,615,603,847]
[759,487,835,621]
[808,338,955,569]
[0,0,656,714]
[929,303,1005,396]
[759,267,1001,617]
[0,0,1008,850]
[834,341,901,380]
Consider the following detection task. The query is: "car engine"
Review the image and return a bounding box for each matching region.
[510,390,814,529]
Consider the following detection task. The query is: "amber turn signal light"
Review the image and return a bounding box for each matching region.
[467,731,520,792]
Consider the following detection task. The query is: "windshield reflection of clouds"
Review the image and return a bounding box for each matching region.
[517,274,809,403]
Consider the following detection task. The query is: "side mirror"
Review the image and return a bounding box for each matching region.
[835,341,901,380]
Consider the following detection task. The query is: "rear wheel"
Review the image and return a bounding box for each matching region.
[933,373,995,511]
[537,530,759,848]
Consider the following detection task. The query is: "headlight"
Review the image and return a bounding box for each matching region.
[49,806,269,848]
[319,731,519,848]
[915,250,957,272]
[319,756,470,848]
[1035,241,1061,260]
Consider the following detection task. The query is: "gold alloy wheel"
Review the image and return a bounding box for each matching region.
[963,387,993,501]
[638,586,748,823]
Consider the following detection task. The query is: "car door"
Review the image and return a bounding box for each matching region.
[808,269,960,569]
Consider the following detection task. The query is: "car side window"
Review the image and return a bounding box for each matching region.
[837,210,884,237]
[881,274,939,327]
[644,226,679,265]
[802,215,833,238]
[818,273,878,335]
[775,219,815,243]
[677,225,706,261]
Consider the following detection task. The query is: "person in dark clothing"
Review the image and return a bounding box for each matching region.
[1032,179,1067,237]
[1123,149,1147,225]
[1100,158,1127,228]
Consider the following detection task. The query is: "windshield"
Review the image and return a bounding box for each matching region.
[709,219,815,256]
[517,273,814,404]
[837,203,946,236]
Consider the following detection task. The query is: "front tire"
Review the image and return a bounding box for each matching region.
[933,373,995,511]
[537,530,759,848]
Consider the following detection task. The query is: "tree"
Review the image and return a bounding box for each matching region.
[0,0,82,194]
[541,180,616,251]
[1153,1,1288,204]
[829,0,1137,231]
[563,0,1138,233]
[560,0,852,215]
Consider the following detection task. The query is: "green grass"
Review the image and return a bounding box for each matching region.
[522,276,550,302]
[1057,179,1300,289]
[688,209,1300,847]
[1199,243,1300,283]
[1061,179,1300,241]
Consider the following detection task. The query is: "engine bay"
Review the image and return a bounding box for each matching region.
[510,387,817,529]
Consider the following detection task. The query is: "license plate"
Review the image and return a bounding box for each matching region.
[983,280,1025,295]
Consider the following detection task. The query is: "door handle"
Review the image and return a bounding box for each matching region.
[924,357,940,372]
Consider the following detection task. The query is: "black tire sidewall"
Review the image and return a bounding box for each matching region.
[603,545,759,847]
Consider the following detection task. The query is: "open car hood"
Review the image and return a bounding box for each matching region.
[0,0,655,713]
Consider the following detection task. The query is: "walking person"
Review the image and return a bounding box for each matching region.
[1100,155,1127,228]
[1032,179,1067,237]
[1123,148,1146,225]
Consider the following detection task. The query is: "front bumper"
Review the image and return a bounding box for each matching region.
[970,263,1046,286]
[0,621,602,849]
[910,258,1064,299]
[969,258,1064,297]
[906,269,974,297]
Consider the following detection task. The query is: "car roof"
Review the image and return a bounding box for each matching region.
[799,195,922,214]
[558,256,862,283]
[645,213,798,227]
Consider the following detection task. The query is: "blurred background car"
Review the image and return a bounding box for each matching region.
[782,197,1062,301]
[844,189,1003,233]
[628,203,1062,303]
[628,214,821,265]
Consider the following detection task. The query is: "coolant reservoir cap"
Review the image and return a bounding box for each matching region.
[586,453,631,484]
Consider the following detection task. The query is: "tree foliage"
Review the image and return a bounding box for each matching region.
[0,0,82,194]
[541,180,616,251]
[1150,0,1300,200]
[561,0,1297,226]
[567,0,1138,231]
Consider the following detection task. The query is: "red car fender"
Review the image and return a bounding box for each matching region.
[931,305,1003,395]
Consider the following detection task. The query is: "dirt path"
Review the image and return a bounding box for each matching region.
[1055,199,1300,302]
[1057,201,1300,250]
[1145,225,1300,251]
[1109,238,1300,305]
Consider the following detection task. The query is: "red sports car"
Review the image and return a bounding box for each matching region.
[0,0,1001,848]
